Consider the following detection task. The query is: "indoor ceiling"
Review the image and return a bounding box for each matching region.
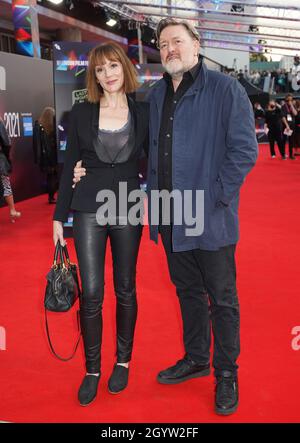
[96,1,300,58]
[1,1,300,59]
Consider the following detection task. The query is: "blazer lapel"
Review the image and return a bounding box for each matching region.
[127,94,145,151]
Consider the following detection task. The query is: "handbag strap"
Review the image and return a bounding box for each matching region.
[53,241,62,266]
[62,244,71,265]
[53,240,67,267]
[45,309,81,361]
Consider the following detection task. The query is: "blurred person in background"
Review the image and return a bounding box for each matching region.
[281,94,297,160]
[253,102,265,119]
[264,100,285,159]
[293,99,300,154]
[0,117,21,222]
[33,106,58,203]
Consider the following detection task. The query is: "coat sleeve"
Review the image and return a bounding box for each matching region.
[0,118,11,160]
[216,80,258,206]
[53,105,81,222]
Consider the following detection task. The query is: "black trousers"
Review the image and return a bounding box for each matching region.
[73,211,142,373]
[46,167,58,200]
[159,225,240,376]
[268,130,285,158]
[283,131,295,158]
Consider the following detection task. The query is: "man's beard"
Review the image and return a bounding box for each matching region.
[163,58,186,77]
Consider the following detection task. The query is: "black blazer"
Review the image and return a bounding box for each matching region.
[53,96,149,222]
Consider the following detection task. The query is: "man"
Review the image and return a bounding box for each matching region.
[264,100,285,159]
[73,18,258,415]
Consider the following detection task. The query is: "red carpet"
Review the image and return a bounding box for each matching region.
[1,144,300,423]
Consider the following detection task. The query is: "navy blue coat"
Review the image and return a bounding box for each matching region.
[147,63,258,251]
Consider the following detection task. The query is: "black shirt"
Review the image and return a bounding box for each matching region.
[158,59,202,192]
[264,108,283,132]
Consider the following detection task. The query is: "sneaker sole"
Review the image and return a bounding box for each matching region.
[215,403,238,416]
[108,387,127,395]
[157,368,210,385]
[79,396,97,407]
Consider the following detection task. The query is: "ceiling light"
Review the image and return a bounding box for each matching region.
[47,0,64,5]
[106,18,117,27]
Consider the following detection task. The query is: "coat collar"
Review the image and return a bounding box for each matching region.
[151,61,208,103]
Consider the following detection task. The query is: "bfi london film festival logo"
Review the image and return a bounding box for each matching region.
[291,326,300,351]
[0,326,6,351]
[0,65,6,91]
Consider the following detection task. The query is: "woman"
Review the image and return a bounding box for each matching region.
[33,107,58,203]
[53,42,149,406]
[0,117,21,222]
[264,100,286,159]
[281,94,297,160]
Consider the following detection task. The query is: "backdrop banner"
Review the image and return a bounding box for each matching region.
[0,51,53,203]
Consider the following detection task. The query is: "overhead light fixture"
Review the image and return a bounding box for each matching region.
[47,0,64,5]
[106,18,117,27]
[231,4,244,13]
[104,9,119,28]
[249,25,259,33]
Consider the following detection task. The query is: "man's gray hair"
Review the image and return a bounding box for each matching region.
[156,18,200,48]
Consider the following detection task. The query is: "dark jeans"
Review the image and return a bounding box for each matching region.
[268,130,285,158]
[73,211,142,373]
[159,225,240,376]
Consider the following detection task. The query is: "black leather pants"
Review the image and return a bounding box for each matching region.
[73,211,143,373]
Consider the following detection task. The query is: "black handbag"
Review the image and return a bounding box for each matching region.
[0,151,12,175]
[44,241,82,361]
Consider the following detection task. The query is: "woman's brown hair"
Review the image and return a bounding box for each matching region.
[86,42,139,103]
[38,107,55,135]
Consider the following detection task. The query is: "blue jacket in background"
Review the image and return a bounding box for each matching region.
[146,63,258,252]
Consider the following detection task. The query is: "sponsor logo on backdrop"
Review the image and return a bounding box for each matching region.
[22,114,33,136]
[55,50,88,75]
[56,60,88,68]
[0,66,6,91]
[291,326,300,350]
[72,89,87,105]
[0,326,6,351]
[4,112,21,138]
[3,112,33,137]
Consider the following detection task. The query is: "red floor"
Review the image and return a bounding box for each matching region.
[0,144,300,422]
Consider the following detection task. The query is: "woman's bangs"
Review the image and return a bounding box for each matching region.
[93,47,119,67]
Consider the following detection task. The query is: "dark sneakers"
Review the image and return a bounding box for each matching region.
[215,371,239,415]
[157,355,210,384]
[108,364,129,394]
[78,374,100,406]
